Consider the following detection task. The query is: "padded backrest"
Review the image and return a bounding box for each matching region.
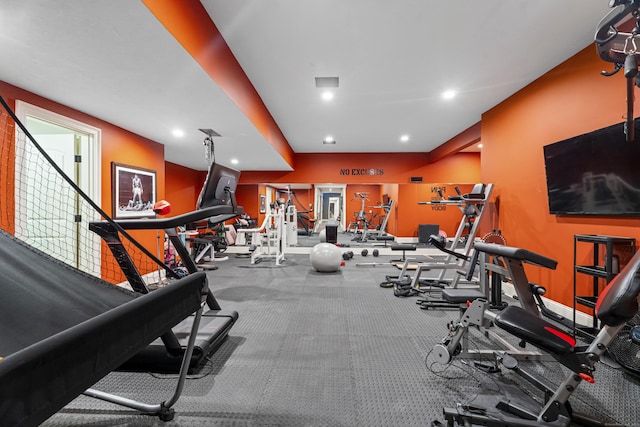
[465,183,486,199]
[597,249,640,326]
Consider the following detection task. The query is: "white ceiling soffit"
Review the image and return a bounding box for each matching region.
[201,0,612,153]
[0,0,290,171]
[0,1,614,171]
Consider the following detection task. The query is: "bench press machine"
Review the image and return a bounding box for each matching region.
[433,241,640,426]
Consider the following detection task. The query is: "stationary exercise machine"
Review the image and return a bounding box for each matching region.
[188,220,229,266]
[432,242,558,361]
[347,192,372,240]
[277,185,301,246]
[415,236,484,307]
[237,199,289,265]
[431,241,640,426]
[595,0,640,142]
[281,185,315,236]
[412,183,493,290]
[365,198,396,240]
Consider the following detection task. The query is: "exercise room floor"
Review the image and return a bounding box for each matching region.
[44,234,639,427]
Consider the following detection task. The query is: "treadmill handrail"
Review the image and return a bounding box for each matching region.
[91,205,243,230]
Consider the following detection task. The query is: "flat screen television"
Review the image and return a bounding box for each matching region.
[196,162,241,209]
[543,121,640,216]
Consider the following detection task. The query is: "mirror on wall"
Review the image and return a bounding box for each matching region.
[238,183,400,237]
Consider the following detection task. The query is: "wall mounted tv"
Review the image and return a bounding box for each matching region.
[543,121,640,216]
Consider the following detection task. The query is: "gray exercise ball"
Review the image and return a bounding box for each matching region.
[319,229,327,242]
[310,243,342,272]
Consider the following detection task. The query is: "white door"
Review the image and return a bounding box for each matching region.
[22,131,77,265]
[15,101,101,275]
[328,197,340,220]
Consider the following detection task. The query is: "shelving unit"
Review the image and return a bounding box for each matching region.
[573,234,636,340]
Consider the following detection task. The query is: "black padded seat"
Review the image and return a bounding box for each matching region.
[494,305,575,355]
[391,243,416,251]
[375,235,394,241]
[373,235,395,247]
[391,243,417,261]
[441,288,485,304]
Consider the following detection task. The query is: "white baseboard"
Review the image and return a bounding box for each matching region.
[502,282,592,327]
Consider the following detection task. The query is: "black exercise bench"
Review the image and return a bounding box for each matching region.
[391,243,417,262]
[372,234,395,247]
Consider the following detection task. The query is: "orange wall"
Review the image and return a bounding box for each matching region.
[0,81,167,280]
[482,46,640,310]
[240,152,479,184]
[290,188,313,213]
[237,152,481,237]
[0,81,167,215]
[236,183,260,220]
[234,183,271,226]
[0,103,16,234]
[165,161,205,216]
[345,184,382,227]
[397,183,478,238]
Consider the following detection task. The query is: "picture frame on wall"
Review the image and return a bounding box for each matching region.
[112,162,157,219]
[259,194,266,214]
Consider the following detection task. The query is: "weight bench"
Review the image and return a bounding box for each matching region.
[419,286,485,309]
[434,242,640,426]
[391,243,417,262]
[372,234,395,247]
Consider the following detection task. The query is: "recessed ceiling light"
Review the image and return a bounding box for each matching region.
[478,144,483,149]
[400,134,410,142]
[230,158,239,165]
[321,91,334,101]
[442,90,456,100]
[323,136,336,144]
[172,129,185,137]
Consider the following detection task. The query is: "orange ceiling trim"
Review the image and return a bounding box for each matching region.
[428,122,481,163]
[141,0,295,168]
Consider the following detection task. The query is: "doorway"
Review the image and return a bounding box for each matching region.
[327,197,340,221]
[15,101,101,274]
[313,184,346,232]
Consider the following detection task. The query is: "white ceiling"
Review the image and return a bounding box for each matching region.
[0,1,613,171]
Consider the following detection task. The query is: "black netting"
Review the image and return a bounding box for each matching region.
[0,97,170,288]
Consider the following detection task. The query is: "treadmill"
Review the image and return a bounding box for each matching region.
[90,162,243,372]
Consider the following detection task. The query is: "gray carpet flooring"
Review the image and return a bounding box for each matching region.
[43,237,639,427]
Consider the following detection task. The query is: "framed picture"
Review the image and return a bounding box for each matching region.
[112,162,157,219]
[259,194,266,214]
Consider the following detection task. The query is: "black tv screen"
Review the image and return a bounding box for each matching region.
[543,121,640,216]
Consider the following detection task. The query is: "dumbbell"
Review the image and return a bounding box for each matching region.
[361,249,368,257]
[372,249,379,257]
[342,251,354,260]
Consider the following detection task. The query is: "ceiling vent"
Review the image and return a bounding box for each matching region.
[410,176,423,183]
[198,128,221,137]
[315,77,339,88]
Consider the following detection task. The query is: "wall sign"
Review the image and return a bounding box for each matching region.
[339,168,384,176]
